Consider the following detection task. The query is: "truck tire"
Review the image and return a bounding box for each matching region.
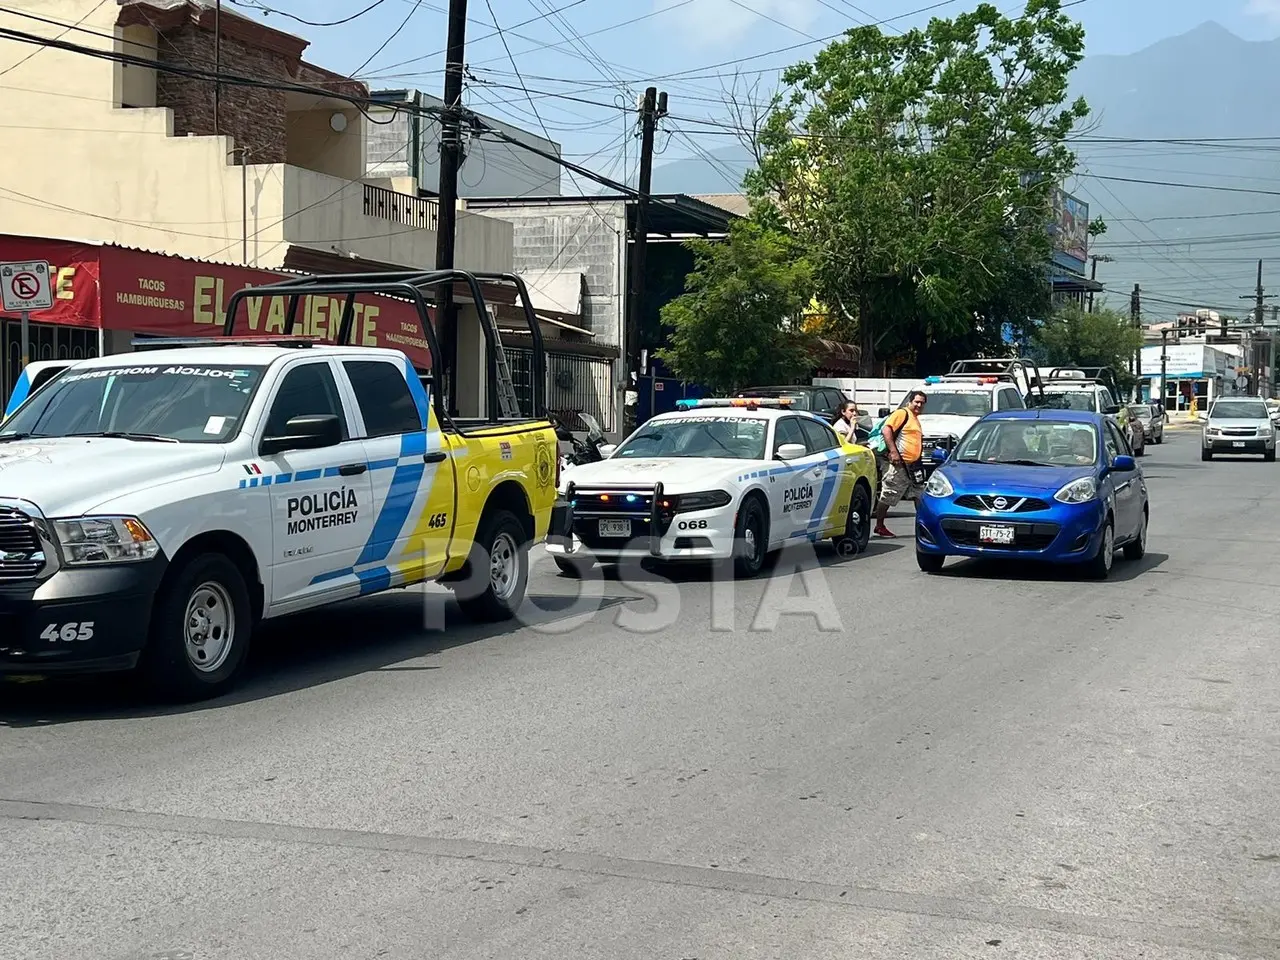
[553,556,592,578]
[1201,449,1212,462]
[139,553,253,701]
[459,509,530,622]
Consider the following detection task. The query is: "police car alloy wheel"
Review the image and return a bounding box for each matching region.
[141,553,254,700]
[734,497,768,578]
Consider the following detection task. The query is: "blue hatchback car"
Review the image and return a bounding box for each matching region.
[914,410,1148,579]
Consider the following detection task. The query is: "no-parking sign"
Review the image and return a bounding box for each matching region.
[0,260,54,312]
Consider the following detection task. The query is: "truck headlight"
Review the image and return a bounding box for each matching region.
[923,471,953,498]
[1054,477,1098,504]
[54,516,159,565]
[1205,426,1220,436]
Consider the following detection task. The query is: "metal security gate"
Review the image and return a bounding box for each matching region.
[504,346,614,432]
[2,320,98,408]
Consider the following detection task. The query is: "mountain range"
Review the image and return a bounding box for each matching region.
[652,22,1280,318]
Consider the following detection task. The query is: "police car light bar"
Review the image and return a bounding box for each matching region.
[675,397,794,409]
[130,336,319,349]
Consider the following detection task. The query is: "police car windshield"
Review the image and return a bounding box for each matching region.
[0,363,265,443]
[1039,390,1097,412]
[615,415,768,460]
[911,391,991,417]
[955,419,1098,467]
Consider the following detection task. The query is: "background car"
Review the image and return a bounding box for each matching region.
[738,385,852,424]
[915,410,1148,580]
[1200,397,1276,461]
[1128,403,1163,445]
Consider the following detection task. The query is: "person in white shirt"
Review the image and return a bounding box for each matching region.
[833,400,859,441]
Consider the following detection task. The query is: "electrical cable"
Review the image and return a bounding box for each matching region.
[225,0,394,28]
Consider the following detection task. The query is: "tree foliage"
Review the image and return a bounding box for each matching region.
[1030,303,1143,388]
[657,220,815,394]
[747,0,1089,374]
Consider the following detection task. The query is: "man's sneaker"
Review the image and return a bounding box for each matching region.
[874,524,896,538]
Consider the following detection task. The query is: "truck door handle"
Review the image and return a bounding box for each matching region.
[423,451,448,464]
[338,463,367,476]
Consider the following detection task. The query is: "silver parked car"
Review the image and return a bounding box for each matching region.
[1200,397,1276,462]
[1128,403,1163,446]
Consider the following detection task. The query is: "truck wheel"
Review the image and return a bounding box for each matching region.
[459,509,530,622]
[1266,449,1276,463]
[140,553,253,701]
[1201,449,1212,462]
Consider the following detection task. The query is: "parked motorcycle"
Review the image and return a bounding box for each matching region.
[556,413,610,477]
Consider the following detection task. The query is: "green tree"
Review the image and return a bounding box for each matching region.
[748,0,1088,374]
[657,220,815,394]
[1030,303,1143,389]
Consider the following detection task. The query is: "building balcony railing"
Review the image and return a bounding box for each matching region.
[362,183,440,232]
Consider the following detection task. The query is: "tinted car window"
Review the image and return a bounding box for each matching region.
[799,416,840,454]
[773,416,807,455]
[265,362,347,439]
[343,360,422,437]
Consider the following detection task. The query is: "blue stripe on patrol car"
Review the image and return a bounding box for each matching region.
[352,432,427,567]
[357,566,393,595]
[807,453,843,536]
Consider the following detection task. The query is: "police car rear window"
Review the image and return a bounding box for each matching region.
[0,363,265,444]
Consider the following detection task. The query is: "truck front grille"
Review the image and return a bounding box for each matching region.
[0,508,46,580]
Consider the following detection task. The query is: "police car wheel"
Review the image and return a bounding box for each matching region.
[459,509,530,623]
[140,553,253,701]
[733,497,768,578]
[834,485,872,557]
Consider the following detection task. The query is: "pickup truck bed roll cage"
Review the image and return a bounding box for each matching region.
[942,357,1045,405]
[221,269,547,424]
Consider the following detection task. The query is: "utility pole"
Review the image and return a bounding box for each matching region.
[1088,254,1112,313]
[623,86,666,433]
[213,0,221,136]
[1129,283,1141,389]
[1237,259,1276,396]
[1160,328,1169,414]
[435,0,468,416]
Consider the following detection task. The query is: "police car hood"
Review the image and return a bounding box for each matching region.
[562,456,756,492]
[918,413,981,439]
[0,438,224,516]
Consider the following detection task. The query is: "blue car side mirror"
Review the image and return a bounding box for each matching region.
[1112,455,1136,472]
[931,446,948,462]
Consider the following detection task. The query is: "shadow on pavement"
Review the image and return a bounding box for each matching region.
[937,551,1169,584]
[0,590,633,727]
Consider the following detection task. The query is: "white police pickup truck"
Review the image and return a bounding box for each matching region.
[0,339,557,699]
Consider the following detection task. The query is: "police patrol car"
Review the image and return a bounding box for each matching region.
[546,397,879,576]
[0,339,557,699]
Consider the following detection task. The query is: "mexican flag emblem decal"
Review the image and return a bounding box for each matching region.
[243,463,262,476]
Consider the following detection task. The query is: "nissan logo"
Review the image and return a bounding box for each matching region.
[992,497,1009,510]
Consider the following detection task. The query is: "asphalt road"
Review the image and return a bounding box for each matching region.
[2,424,1278,960]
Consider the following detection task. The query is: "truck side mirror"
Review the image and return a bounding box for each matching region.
[260,414,342,455]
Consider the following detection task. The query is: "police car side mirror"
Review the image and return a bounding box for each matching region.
[598,443,617,457]
[261,414,342,455]
[776,443,806,461]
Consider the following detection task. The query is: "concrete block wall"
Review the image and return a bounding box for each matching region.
[474,202,626,345]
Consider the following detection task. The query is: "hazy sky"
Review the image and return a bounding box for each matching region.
[235,0,1279,177]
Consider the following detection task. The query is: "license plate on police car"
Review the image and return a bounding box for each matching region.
[979,525,1015,545]
[1233,441,1246,448]
[598,519,631,538]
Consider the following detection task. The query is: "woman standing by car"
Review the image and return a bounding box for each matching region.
[833,400,861,442]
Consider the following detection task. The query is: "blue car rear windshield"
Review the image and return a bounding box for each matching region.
[955,419,1099,466]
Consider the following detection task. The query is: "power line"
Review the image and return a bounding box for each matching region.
[225,0,394,27]
[349,0,424,77]
[1083,173,1280,198]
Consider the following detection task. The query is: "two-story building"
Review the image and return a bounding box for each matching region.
[0,0,514,408]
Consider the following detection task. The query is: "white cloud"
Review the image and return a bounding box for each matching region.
[656,0,823,49]
[1245,0,1280,26]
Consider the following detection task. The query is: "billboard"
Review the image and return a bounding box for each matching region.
[1051,188,1089,270]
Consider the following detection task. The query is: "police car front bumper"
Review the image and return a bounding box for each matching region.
[0,557,168,675]
[546,495,738,562]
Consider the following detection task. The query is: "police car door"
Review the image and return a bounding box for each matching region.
[768,415,823,541]
[259,358,374,611]
[339,358,455,586]
[796,416,847,538]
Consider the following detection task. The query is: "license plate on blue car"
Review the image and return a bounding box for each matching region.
[979,525,1015,545]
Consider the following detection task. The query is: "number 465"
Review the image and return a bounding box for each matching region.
[40,622,94,642]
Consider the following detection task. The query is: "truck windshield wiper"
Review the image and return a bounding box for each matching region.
[0,432,35,442]
[66,431,180,443]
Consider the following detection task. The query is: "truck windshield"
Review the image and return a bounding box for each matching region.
[0,363,265,443]
[910,391,991,417]
[615,416,768,460]
[1038,390,1097,412]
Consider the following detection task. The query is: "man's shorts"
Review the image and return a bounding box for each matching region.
[878,460,922,509]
